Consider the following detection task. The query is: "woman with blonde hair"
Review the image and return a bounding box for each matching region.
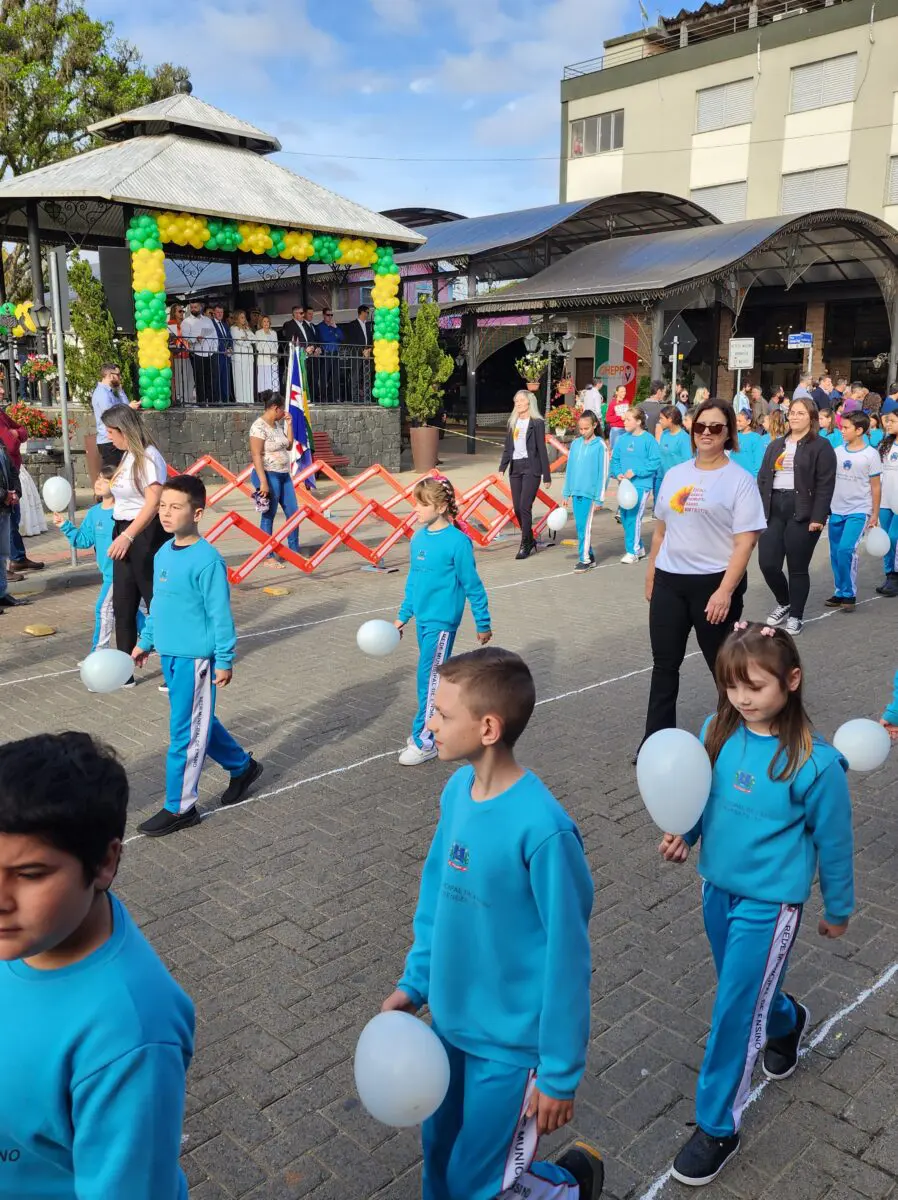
[693,386,710,408]
[103,406,169,664]
[253,314,279,395]
[499,389,552,559]
[229,309,255,405]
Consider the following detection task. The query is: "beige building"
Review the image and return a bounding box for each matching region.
[560,0,898,228]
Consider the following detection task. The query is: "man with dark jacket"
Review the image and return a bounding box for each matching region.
[341,306,372,401]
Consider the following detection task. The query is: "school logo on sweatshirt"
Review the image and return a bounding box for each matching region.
[734,770,755,794]
[159,568,169,583]
[448,842,470,872]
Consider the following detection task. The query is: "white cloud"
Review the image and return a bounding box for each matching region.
[369,0,422,30]
[409,78,434,94]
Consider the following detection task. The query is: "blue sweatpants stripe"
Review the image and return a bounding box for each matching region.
[828,512,868,598]
[412,627,456,750]
[620,485,650,555]
[570,495,596,563]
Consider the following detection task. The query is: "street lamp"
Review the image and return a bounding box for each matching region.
[33,304,51,331]
[524,321,576,420]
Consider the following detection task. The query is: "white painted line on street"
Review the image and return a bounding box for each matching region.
[0,667,80,688]
[635,958,898,1200]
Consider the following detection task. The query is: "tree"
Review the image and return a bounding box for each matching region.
[0,0,188,299]
[400,299,454,425]
[64,252,138,405]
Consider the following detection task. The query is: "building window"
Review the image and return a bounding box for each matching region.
[691,181,748,223]
[570,110,624,158]
[781,164,848,214]
[695,79,753,134]
[888,157,898,206]
[789,54,857,113]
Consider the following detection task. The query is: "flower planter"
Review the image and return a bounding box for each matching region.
[409,425,440,472]
[525,381,541,392]
[24,438,53,454]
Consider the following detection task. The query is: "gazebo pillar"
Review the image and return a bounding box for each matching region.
[230,258,240,313]
[464,266,477,454]
[299,261,309,310]
[26,200,49,404]
[0,248,11,397]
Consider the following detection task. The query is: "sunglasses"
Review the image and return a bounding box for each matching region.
[695,421,727,436]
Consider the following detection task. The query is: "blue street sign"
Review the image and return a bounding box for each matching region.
[787,331,814,348]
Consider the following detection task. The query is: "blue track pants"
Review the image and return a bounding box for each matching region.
[696,883,802,1137]
[412,626,457,750]
[570,496,597,564]
[91,581,144,653]
[828,512,868,598]
[163,655,251,814]
[423,1032,578,1200]
[619,485,651,555]
[880,508,898,574]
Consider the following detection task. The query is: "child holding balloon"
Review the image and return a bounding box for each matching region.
[383,647,603,1200]
[609,406,661,564]
[394,476,492,767]
[563,410,608,572]
[658,622,854,1187]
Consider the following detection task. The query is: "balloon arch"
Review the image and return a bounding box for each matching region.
[125,209,401,411]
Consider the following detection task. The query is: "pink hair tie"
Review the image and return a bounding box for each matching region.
[733,620,749,631]
[761,626,776,637]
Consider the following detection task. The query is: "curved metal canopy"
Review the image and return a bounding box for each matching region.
[447,210,898,313]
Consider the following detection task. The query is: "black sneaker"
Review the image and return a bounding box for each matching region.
[671,1128,740,1187]
[840,596,857,611]
[137,807,201,837]
[557,1142,603,1200]
[763,997,810,1080]
[122,677,136,689]
[574,561,595,573]
[220,757,263,807]
[876,573,898,597]
[824,595,844,608]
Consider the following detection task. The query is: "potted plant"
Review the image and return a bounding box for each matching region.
[400,298,454,472]
[6,402,62,453]
[20,354,58,388]
[515,352,548,392]
[546,404,582,440]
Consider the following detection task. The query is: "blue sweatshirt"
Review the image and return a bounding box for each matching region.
[728,430,766,477]
[686,720,855,923]
[398,767,594,1099]
[398,524,491,633]
[60,503,115,582]
[138,538,238,668]
[882,670,898,724]
[0,894,194,1199]
[822,429,843,449]
[562,435,608,503]
[610,430,661,489]
[656,429,692,485]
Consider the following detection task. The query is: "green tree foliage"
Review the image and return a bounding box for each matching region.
[0,0,188,298]
[399,299,454,425]
[64,252,138,405]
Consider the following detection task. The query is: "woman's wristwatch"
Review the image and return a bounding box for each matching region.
[123,532,135,545]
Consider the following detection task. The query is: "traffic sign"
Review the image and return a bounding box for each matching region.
[787,332,813,348]
[728,338,755,371]
[660,316,697,359]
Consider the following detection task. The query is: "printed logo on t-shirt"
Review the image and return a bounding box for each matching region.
[416,549,426,562]
[841,458,853,471]
[448,842,470,872]
[159,568,168,583]
[669,484,695,513]
[734,770,755,794]
[774,453,786,472]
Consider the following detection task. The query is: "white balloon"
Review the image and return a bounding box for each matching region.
[617,479,638,510]
[357,619,401,658]
[547,507,568,532]
[354,1011,450,1126]
[41,475,73,513]
[864,526,891,558]
[833,718,891,772]
[637,728,712,834]
[80,649,135,694]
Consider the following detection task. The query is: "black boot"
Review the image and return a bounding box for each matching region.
[515,537,531,561]
[876,572,898,597]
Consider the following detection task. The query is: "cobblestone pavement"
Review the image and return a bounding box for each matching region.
[3,487,898,1200]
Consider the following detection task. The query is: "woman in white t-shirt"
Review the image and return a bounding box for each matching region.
[104,406,169,661]
[498,390,552,560]
[642,399,766,746]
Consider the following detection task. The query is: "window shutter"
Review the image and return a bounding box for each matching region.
[691,181,748,223]
[791,54,856,112]
[696,85,727,133]
[888,157,898,205]
[696,80,752,132]
[781,165,848,214]
[724,78,753,127]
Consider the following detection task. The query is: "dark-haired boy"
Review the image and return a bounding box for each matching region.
[133,475,262,836]
[825,412,881,612]
[0,731,194,1197]
[382,647,602,1200]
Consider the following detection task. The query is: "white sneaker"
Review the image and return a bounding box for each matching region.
[784,616,803,635]
[398,742,438,766]
[636,547,646,560]
[620,552,639,564]
[158,684,169,694]
[766,604,790,626]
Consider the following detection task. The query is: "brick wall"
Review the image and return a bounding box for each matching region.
[716,309,734,399]
[804,302,826,376]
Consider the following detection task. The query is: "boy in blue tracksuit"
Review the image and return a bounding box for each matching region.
[562,410,608,572]
[0,731,194,1199]
[132,475,262,837]
[383,647,603,1200]
[660,623,854,1186]
[395,476,492,767]
[609,405,661,563]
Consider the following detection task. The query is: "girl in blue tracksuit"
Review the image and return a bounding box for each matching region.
[729,410,766,477]
[876,409,898,596]
[52,468,145,654]
[609,405,661,562]
[819,408,843,449]
[562,410,608,572]
[660,622,854,1187]
[655,404,692,491]
[395,476,492,767]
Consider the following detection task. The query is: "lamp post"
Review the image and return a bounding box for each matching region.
[32,302,52,408]
[37,260,77,550]
[523,323,576,421]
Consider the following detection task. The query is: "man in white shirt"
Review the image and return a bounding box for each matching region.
[181,301,217,407]
[91,364,140,467]
[578,378,603,420]
[792,373,814,402]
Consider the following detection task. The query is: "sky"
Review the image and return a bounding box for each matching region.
[89,0,643,219]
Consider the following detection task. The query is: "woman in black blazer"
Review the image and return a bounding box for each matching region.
[756,396,836,634]
[499,390,552,560]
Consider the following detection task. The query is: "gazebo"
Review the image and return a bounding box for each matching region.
[0,90,424,410]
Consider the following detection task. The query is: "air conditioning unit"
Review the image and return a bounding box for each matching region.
[772,7,807,20]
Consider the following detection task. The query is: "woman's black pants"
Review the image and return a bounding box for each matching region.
[643,567,747,741]
[112,517,169,653]
[758,490,822,621]
[509,462,540,543]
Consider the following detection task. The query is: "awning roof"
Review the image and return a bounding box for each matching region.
[444,211,898,312]
[87,93,281,153]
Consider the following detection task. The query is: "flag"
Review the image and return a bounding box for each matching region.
[285,345,316,489]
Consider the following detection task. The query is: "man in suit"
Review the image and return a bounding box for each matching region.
[341,305,372,402]
[281,305,312,348]
[210,304,233,404]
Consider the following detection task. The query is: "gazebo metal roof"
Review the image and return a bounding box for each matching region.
[86,93,281,153]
